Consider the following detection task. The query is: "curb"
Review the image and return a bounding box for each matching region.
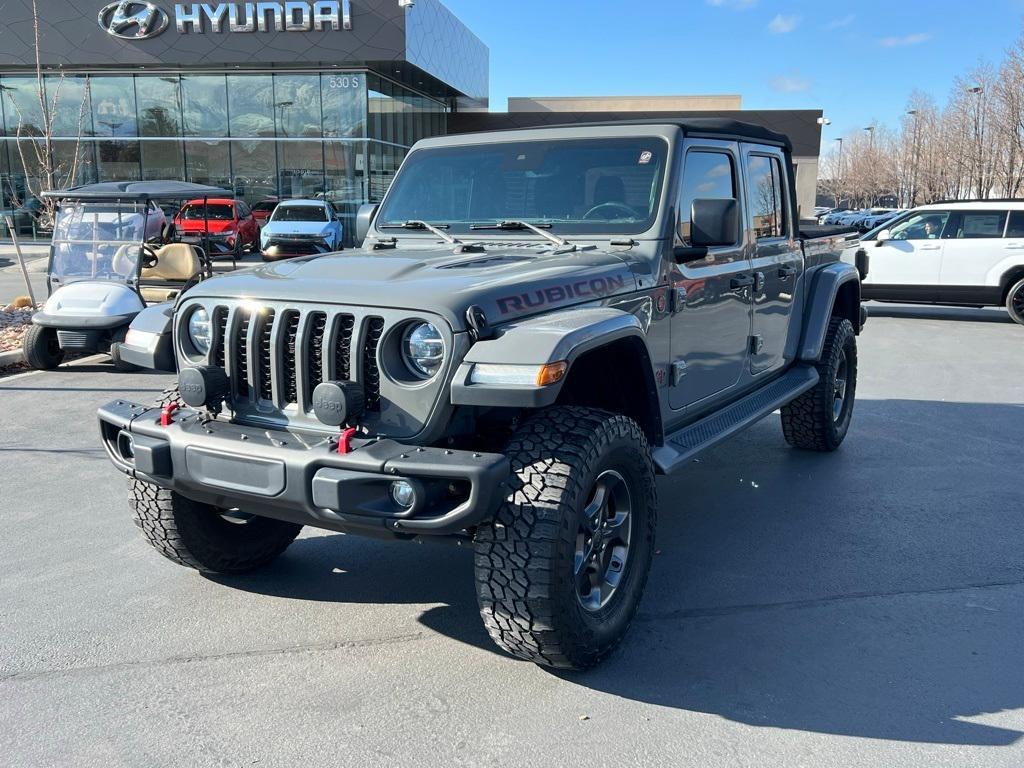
[0,348,26,367]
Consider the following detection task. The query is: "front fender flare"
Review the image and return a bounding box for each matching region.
[450,307,648,408]
[799,262,862,362]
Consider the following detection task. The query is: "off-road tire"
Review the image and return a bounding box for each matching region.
[128,385,302,574]
[23,324,64,370]
[781,317,858,451]
[474,407,657,670]
[1006,277,1024,326]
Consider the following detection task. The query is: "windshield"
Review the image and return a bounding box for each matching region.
[51,203,148,283]
[272,205,328,223]
[178,203,234,221]
[376,137,670,236]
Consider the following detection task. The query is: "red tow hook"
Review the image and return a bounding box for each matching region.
[160,403,180,427]
[337,427,358,455]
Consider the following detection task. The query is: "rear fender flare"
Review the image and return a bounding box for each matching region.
[799,262,862,362]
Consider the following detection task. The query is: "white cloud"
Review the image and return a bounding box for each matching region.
[770,73,811,93]
[706,0,758,9]
[825,14,856,30]
[879,32,931,47]
[768,14,801,34]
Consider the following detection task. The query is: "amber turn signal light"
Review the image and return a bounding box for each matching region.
[537,361,568,387]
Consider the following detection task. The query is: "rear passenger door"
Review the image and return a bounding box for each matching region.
[742,148,803,375]
[938,210,1008,294]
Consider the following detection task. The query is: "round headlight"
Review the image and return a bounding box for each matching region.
[188,308,212,356]
[403,323,444,378]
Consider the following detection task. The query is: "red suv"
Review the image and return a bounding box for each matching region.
[174,199,260,255]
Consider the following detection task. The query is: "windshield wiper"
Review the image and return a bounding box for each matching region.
[469,220,575,251]
[380,220,461,245]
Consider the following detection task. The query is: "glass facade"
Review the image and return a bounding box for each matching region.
[0,71,447,244]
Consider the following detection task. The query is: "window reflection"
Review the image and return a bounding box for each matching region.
[274,75,322,138]
[141,140,185,181]
[185,140,231,188]
[182,75,228,137]
[278,140,325,198]
[232,139,277,202]
[91,77,137,137]
[229,75,275,138]
[138,76,182,137]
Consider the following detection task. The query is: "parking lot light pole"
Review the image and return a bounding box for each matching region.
[834,137,845,208]
[967,86,985,198]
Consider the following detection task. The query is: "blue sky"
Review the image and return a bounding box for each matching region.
[442,0,1024,151]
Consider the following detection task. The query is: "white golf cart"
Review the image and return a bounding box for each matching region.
[23,181,232,370]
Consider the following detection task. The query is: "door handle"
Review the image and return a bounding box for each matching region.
[1006,244,1024,250]
[778,265,798,280]
[920,245,942,251]
[730,274,755,290]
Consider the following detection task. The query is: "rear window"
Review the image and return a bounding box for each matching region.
[945,211,1008,239]
[179,204,234,221]
[253,201,279,213]
[1006,211,1024,238]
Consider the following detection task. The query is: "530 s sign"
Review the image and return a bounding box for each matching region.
[98,1,353,40]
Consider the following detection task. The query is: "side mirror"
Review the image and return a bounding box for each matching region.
[355,203,378,245]
[875,229,891,246]
[691,198,739,248]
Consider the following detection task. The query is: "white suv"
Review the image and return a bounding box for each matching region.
[847,201,1024,325]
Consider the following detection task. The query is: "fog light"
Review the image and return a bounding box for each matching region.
[118,432,135,461]
[390,480,416,510]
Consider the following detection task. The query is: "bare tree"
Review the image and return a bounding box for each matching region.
[4,0,90,230]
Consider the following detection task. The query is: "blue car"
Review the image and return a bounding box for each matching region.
[260,199,343,261]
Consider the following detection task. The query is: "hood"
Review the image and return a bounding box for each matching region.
[262,220,333,236]
[186,242,640,331]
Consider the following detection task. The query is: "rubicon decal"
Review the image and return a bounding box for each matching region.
[98,1,353,39]
[496,275,628,315]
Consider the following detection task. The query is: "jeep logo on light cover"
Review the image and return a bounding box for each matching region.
[98,1,170,39]
[98,1,352,39]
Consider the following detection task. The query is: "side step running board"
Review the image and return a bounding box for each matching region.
[653,366,820,474]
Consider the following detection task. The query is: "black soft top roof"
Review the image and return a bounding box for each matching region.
[42,180,233,202]
[510,118,793,152]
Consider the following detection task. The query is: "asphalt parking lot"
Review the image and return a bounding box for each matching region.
[1,306,1022,768]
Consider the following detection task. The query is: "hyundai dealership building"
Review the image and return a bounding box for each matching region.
[0,0,823,244]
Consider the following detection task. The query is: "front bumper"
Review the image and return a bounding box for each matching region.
[261,237,333,260]
[98,400,510,537]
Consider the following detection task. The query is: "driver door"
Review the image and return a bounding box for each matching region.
[669,141,752,411]
[864,210,950,294]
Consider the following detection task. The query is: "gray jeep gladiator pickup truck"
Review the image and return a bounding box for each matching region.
[98,119,863,669]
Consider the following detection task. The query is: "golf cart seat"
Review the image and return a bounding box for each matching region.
[139,243,202,303]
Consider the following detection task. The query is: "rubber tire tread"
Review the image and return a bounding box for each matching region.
[781,317,857,452]
[474,406,657,670]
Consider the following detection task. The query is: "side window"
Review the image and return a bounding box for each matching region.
[677,151,737,245]
[889,211,950,241]
[946,211,1008,240]
[746,154,786,239]
[1006,211,1024,238]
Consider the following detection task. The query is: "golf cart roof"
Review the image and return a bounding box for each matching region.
[43,181,233,203]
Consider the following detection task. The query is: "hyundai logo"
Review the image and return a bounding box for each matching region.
[98,1,170,40]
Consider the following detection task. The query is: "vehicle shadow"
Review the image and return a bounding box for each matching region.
[867,303,1014,324]
[211,398,1024,747]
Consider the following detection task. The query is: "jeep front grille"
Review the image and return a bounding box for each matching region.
[197,301,424,431]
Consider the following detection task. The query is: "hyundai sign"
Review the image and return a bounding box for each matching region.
[98,1,353,39]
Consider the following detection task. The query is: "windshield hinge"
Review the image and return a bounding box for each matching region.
[371,237,398,250]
